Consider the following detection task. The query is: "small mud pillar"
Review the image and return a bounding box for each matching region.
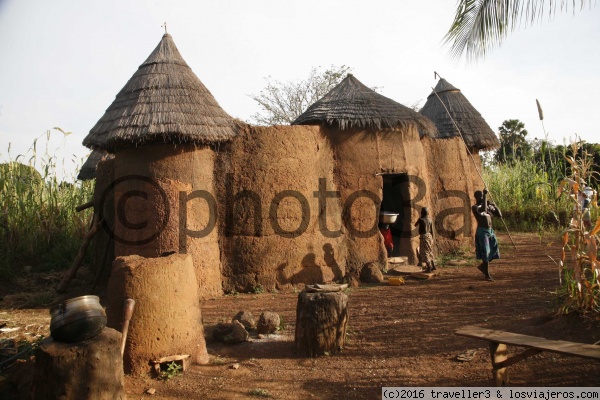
[294,291,348,357]
[33,328,125,400]
[106,253,209,375]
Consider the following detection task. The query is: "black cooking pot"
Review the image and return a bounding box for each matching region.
[50,295,107,343]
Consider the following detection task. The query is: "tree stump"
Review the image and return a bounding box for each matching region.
[33,328,125,400]
[294,291,348,357]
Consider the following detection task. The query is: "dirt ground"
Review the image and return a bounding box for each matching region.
[1,233,600,399]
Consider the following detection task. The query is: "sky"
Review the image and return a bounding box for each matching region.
[1,0,599,180]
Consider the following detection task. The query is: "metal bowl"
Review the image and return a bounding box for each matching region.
[379,212,399,224]
[50,295,107,343]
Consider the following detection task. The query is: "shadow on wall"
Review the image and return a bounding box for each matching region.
[276,243,345,286]
[323,243,343,279]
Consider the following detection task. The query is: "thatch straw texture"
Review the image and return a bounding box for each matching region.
[77,149,114,180]
[419,78,500,151]
[83,34,236,151]
[292,74,437,136]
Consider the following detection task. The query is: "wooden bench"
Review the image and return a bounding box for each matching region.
[455,325,600,386]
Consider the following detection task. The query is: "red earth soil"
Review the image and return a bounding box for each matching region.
[1,233,600,399]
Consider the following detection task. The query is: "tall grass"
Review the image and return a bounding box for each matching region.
[484,139,600,314]
[483,157,572,232]
[0,130,94,279]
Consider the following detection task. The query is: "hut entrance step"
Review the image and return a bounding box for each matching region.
[388,256,407,265]
[386,265,439,280]
[387,264,420,275]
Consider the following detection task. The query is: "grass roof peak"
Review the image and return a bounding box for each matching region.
[82,33,237,152]
[292,74,437,136]
[420,77,500,151]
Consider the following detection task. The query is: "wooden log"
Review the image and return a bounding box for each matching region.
[75,200,94,212]
[294,291,348,357]
[489,342,509,386]
[33,328,125,400]
[56,214,101,293]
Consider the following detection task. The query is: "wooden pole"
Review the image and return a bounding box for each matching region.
[91,236,113,294]
[56,215,102,293]
[120,299,135,357]
[75,200,94,212]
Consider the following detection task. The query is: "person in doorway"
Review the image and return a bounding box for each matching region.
[414,207,436,272]
[472,189,501,281]
[379,223,394,257]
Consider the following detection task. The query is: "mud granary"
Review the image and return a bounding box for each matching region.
[81,34,500,299]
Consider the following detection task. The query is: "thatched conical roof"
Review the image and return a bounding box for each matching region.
[419,78,500,151]
[292,74,437,136]
[83,34,236,151]
[77,149,114,180]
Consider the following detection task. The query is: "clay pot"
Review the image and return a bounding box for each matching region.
[50,295,107,343]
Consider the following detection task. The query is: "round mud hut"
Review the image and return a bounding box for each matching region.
[419,77,500,153]
[292,74,440,267]
[418,77,501,250]
[82,33,237,299]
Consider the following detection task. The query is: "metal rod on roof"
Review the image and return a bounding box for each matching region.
[162,22,168,34]
[430,86,517,249]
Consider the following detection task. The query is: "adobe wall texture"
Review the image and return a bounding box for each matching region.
[326,126,430,267]
[111,144,222,299]
[422,136,481,255]
[99,125,481,296]
[215,124,348,293]
[106,253,209,375]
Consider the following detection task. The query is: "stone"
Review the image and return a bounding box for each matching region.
[212,321,249,344]
[257,312,280,334]
[344,273,361,288]
[230,320,249,343]
[232,311,256,330]
[360,262,385,283]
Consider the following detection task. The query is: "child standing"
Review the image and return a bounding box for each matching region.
[379,223,394,257]
[414,207,436,272]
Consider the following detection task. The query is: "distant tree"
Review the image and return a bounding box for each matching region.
[494,119,531,164]
[559,142,600,186]
[444,0,596,61]
[249,65,352,126]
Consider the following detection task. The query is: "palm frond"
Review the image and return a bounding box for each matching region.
[444,0,596,62]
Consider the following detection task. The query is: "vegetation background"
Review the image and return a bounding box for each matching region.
[1,63,599,314]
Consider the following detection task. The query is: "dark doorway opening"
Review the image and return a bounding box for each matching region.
[381,174,413,258]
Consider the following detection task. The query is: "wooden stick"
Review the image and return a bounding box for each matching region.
[121,299,136,357]
[91,236,113,294]
[56,215,102,293]
[76,200,94,212]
